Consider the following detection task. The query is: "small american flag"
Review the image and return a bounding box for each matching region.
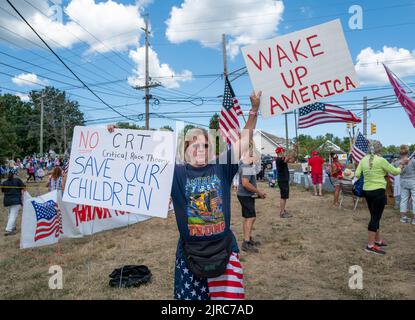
[219,77,242,144]
[351,132,370,163]
[32,200,63,242]
[298,102,361,129]
[62,161,69,177]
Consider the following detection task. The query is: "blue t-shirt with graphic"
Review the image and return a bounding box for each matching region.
[171,151,239,252]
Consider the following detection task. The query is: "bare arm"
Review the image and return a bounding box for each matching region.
[232,91,261,161]
[241,177,266,198]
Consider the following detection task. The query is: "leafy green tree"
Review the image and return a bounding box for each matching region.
[30,87,85,154]
[115,122,146,130]
[159,125,174,131]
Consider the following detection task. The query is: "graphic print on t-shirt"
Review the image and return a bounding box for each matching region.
[185,175,225,237]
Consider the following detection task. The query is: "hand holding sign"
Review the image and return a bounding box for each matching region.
[62,126,176,218]
[242,19,359,118]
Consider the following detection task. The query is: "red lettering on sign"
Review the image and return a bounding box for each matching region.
[289,40,308,61]
[270,96,285,115]
[306,34,325,57]
[276,44,293,68]
[247,47,272,71]
[79,131,99,149]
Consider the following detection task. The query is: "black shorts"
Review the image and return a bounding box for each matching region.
[278,181,290,199]
[237,195,256,218]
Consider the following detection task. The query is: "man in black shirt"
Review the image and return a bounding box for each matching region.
[275,147,295,218]
[1,169,26,235]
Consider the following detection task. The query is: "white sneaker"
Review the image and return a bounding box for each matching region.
[400,216,410,223]
[411,219,415,225]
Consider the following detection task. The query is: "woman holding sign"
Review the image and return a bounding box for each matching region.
[108,91,261,300]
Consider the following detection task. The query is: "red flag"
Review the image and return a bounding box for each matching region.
[384,64,415,128]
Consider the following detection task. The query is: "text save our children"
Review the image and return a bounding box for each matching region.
[62,127,175,219]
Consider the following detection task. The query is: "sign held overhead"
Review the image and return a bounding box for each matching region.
[242,19,359,118]
[62,126,176,218]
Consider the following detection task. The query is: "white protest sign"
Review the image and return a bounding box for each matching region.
[21,190,153,249]
[241,19,359,118]
[62,126,176,218]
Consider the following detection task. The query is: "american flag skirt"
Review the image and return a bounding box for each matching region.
[174,250,245,300]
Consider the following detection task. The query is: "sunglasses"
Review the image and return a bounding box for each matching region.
[190,143,209,150]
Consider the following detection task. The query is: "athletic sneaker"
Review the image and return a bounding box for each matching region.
[250,237,261,246]
[4,230,16,236]
[365,245,386,255]
[280,211,293,218]
[411,219,415,225]
[400,216,411,223]
[375,240,387,247]
[242,241,258,253]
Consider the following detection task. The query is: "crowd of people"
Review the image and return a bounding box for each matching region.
[0,154,67,236]
[0,91,414,300]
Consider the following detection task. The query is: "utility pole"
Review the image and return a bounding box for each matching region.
[63,115,67,154]
[363,96,368,138]
[285,113,289,153]
[40,94,44,156]
[133,15,160,130]
[294,110,299,157]
[222,34,228,76]
[144,16,150,130]
[222,33,247,124]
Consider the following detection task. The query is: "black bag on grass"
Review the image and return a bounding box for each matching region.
[109,265,151,288]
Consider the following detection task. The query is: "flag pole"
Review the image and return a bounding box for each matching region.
[222,33,247,124]
[384,63,415,95]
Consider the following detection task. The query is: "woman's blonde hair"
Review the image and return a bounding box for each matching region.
[177,127,217,163]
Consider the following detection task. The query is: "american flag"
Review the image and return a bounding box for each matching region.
[351,132,370,163]
[62,161,69,177]
[174,252,244,300]
[207,252,245,300]
[298,102,361,129]
[32,200,63,242]
[219,77,242,144]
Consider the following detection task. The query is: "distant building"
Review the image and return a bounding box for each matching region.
[317,140,348,163]
[253,130,292,155]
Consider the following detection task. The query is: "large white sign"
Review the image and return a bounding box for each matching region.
[242,19,359,118]
[62,126,176,218]
[21,190,153,249]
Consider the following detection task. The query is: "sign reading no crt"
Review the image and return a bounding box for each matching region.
[241,19,359,118]
[62,126,176,218]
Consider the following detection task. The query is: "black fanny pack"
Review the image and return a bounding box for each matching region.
[181,232,233,279]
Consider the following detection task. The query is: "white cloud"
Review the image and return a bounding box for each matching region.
[165,0,284,59]
[12,73,49,87]
[15,92,30,102]
[355,46,415,85]
[0,0,146,53]
[127,46,193,89]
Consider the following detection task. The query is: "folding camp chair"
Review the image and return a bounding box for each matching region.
[339,181,360,211]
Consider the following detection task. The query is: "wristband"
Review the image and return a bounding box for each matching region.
[249,110,258,116]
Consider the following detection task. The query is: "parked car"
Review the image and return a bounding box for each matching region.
[383,153,399,163]
[261,154,274,169]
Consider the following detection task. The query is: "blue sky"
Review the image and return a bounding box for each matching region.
[0,0,414,146]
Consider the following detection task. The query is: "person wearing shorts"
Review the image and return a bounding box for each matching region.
[237,153,266,253]
[275,147,295,218]
[308,151,325,196]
